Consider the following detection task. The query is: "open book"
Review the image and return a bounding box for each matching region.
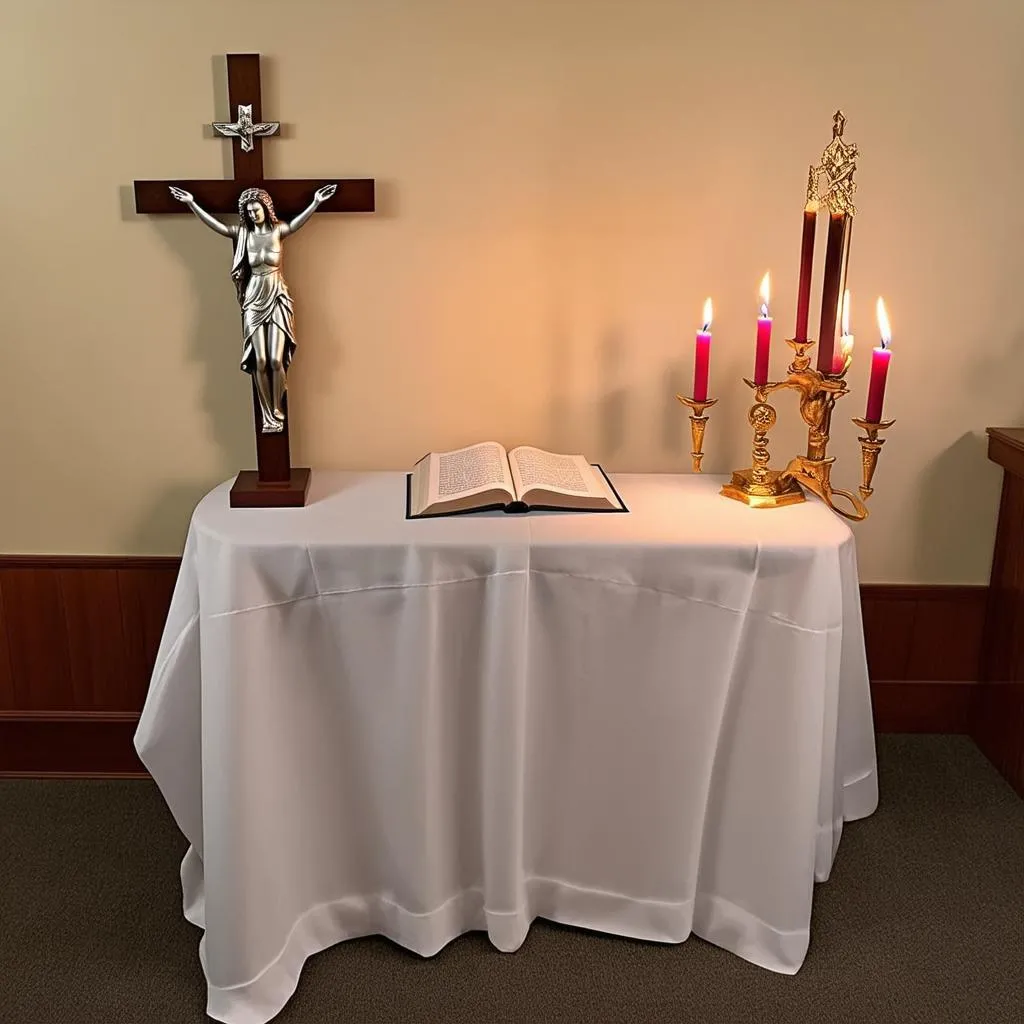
[407,442,628,518]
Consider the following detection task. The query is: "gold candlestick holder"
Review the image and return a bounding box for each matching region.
[721,338,895,521]
[852,417,895,501]
[720,380,805,507]
[676,395,718,472]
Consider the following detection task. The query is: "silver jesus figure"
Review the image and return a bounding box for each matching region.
[169,182,337,433]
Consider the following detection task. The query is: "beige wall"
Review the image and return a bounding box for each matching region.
[3,0,1022,581]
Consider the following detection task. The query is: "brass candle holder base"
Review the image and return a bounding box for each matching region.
[721,467,805,508]
[721,381,806,508]
[676,395,718,472]
[720,342,894,521]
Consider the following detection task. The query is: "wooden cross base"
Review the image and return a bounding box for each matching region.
[227,384,310,508]
[230,468,311,508]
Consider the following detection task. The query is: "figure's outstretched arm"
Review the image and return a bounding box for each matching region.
[283,184,337,236]
[168,187,236,238]
[282,197,318,236]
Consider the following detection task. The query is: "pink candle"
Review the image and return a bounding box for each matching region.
[865,298,892,422]
[754,272,772,386]
[693,297,713,402]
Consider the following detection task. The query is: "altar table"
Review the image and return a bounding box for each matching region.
[135,471,878,1024]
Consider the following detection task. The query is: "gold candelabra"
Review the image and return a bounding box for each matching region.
[720,339,893,521]
[677,110,895,523]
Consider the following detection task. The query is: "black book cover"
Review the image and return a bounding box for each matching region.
[405,463,628,520]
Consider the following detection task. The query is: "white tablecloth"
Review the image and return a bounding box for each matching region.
[135,471,878,1024]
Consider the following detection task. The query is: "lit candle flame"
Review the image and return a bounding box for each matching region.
[759,272,771,318]
[702,297,713,332]
[841,333,854,361]
[876,297,891,349]
[841,289,851,338]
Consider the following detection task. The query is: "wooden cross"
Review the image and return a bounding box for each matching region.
[133,53,374,508]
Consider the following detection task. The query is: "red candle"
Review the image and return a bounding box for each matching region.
[865,298,892,422]
[816,212,847,372]
[754,272,772,386]
[693,297,713,402]
[795,198,818,342]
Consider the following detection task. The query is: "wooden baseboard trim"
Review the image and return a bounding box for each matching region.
[0,711,145,776]
[860,584,987,686]
[0,771,151,780]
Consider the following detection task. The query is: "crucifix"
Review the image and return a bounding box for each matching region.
[133,53,374,508]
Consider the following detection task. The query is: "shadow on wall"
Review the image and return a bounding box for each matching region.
[546,315,571,453]
[545,319,753,474]
[546,318,632,460]
[599,326,627,457]
[118,185,254,551]
[661,360,688,458]
[660,362,744,474]
[126,483,211,555]
[153,216,253,463]
[911,430,1003,583]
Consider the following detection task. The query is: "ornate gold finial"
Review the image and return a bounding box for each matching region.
[808,109,859,217]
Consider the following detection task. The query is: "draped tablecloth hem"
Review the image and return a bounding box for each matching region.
[182,846,205,929]
[814,769,879,882]
[842,766,880,822]
[200,873,812,1024]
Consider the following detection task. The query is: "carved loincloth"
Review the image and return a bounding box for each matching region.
[239,268,295,374]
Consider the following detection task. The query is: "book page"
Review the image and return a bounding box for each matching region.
[410,441,515,516]
[435,442,513,498]
[508,446,602,498]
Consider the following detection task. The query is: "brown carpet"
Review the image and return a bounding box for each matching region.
[1,735,1022,1024]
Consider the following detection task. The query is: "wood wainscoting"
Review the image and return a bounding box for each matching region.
[0,557,990,776]
[860,584,988,734]
[0,556,178,777]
